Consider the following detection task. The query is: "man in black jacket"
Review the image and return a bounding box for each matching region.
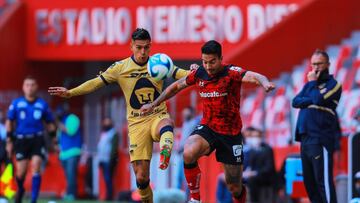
[292,49,341,203]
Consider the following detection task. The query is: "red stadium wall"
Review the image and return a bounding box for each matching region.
[224,0,360,79]
[0,2,26,89]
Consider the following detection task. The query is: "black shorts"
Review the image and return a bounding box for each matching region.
[191,124,244,165]
[14,136,46,161]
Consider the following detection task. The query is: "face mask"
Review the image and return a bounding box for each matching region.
[318,69,329,82]
[246,137,261,148]
[102,125,113,131]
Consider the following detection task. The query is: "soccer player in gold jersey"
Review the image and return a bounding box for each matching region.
[49,28,189,202]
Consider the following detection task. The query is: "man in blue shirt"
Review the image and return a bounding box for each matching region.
[292,50,341,203]
[5,76,56,203]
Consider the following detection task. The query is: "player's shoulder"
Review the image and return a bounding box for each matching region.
[193,66,210,80]
[109,59,127,70]
[10,97,27,109]
[228,65,245,73]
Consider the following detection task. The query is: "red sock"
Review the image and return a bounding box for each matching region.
[184,163,201,200]
[233,185,246,203]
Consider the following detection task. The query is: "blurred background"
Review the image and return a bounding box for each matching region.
[0,0,360,202]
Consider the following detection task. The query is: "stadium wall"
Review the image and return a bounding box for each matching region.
[224,0,360,79]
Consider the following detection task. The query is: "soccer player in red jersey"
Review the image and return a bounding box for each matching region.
[140,40,275,203]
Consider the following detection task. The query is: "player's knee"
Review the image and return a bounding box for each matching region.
[136,179,150,189]
[135,172,150,186]
[183,147,197,164]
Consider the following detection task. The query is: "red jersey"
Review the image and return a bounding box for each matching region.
[186,65,247,135]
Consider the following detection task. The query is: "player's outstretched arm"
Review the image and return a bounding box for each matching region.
[243,71,276,92]
[48,77,105,98]
[140,77,189,114]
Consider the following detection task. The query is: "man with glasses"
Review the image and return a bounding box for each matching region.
[292,49,341,203]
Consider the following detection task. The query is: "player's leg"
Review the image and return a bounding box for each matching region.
[152,117,174,170]
[29,136,46,203]
[223,164,246,203]
[14,138,29,203]
[183,133,211,202]
[215,132,245,203]
[129,123,154,202]
[131,160,153,203]
[15,159,29,203]
[30,155,42,203]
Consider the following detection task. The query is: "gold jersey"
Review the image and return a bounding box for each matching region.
[100,56,188,125]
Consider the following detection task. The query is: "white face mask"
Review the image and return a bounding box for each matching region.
[246,137,261,148]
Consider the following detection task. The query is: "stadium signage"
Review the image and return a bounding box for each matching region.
[27,1,300,60]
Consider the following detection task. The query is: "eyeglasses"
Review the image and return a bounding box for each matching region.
[311,62,328,67]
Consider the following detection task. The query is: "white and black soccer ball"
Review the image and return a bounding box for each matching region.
[147,53,174,81]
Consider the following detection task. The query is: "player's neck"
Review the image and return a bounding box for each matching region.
[25,95,36,102]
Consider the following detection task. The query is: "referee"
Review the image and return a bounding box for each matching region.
[292,50,341,203]
[5,76,56,203]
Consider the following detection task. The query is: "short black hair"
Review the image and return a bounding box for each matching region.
[201,40,222,58]
[313,49,329,63]
[131,28,151,41]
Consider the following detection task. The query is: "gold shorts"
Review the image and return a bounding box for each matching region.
[128,112,170,162]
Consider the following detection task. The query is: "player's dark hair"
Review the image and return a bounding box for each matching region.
[201,40,222,58]
[131,28,151,41]
[313,49,329,63]
[24,75,37,82]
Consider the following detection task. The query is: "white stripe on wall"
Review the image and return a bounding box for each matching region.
[323,147,330,203]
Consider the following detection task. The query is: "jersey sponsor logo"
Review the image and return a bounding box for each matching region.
[130,78,160,109]
[232,145,242,157]
[126,72,149,78]
[199,91,228,98]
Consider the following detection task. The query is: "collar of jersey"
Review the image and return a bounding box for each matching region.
[131,55,148,67]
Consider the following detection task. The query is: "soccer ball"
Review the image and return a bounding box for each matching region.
[147,53,174,81]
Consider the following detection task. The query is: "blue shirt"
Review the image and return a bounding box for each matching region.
[7,97,54,136]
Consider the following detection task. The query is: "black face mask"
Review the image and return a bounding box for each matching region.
[356,186,360,195]
[318,69,330,82]
[102,125,113,131]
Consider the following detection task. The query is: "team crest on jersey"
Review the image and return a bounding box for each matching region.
[33,110,42,120]
[130,78,160,109]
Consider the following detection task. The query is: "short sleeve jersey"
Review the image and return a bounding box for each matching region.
[186,65,247,135]
[100,56,188,125]
[7,97,54,136]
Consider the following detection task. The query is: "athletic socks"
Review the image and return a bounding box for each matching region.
[138,184,153,203]
[15,177,25,203]
[233,185,247,203]
[31,173,41,203]
[184,162,201,201]
[159,126,174,170]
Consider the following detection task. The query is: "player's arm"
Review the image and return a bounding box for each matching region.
[242,71,275,92]
[172,64,199,80]
[292,83,313,108]
[48,77,105,98]
[140,77,190,114]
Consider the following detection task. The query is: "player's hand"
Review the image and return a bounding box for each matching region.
[190,64,199,71]
[48,87,71,98]
[264,82,276,92]
[307,70,320,81]
[140,103,155,116]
